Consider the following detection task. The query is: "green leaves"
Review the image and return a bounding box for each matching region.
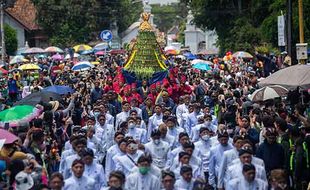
[4,24,17,56]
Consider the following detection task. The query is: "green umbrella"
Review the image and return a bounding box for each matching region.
[0,105,42,127]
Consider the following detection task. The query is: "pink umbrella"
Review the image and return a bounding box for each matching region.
[0,129,18,144]
[52,54,63,61]
[95,51,105,56]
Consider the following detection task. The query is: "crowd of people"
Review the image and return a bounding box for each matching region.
[0,50,309,190]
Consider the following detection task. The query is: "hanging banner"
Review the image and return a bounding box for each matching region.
[278,15,286,47]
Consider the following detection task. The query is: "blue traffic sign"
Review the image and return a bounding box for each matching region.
[100,30,113,41]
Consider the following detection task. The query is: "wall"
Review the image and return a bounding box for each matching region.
[4,13,25,48]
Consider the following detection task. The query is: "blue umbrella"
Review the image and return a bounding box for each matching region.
[192,63,211,71]
[42,85,74,95]
[184,52,197,60]
[72,61,94,71]
[81,49,94,55]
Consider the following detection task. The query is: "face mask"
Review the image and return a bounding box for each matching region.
[154,139,160,145]
[93,111,100,117]
[205,121,211,126]
[139,166,150,175]
[128,143,138,151]
[128,123,135,129]
[201,134,210,141]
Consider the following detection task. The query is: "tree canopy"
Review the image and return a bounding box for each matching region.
[4,24,18,56]
[31,0,142,47]
[187,0,310,54]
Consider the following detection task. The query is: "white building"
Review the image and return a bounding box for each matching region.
[184,11,219,54]
[148,0,179,5]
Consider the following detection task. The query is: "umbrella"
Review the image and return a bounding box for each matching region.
[176,55,185,60]
[165,49,178,55]
[232,51,253,59]
[81,49,94,55]
[65,53,80,59]
[95,51,105,56]
[9,68,22,73]
[197,49,219,55]
[250,85,288,102]
[258,65,310,90]
[184,52,196,60]
[0,129,18,144]
[73,44,92,52]
[45,46,64,53]
[0,67,8,75]
[18,64,40,70]
[52,54,64,61]
[16,47,29,55]
[9,55,28,64]
[93,42,109,51]
[192,63,212,71]
[72,61,94,71]
[23,47,45,54]
[91,61,100,65]
[191,59,213,65]
[42,85,74,95]
[164,46,177,51]
[15,91,61,106]
[0,105,42,127]
[36,54,47,59]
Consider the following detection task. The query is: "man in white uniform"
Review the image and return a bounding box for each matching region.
[226,163,268,190]
[125,154,161,190]
[144,129,170,169]
[63,159,95,190]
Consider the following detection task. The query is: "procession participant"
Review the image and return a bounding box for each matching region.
[125,117,147,144]
[125,154,161,190]
[208,129,233,188]
[114,139,144,176]
[81,148,106,189]
[226,164,268,190]
[144,129,170,169]
[63,159,95,190]
[115,101,131,129]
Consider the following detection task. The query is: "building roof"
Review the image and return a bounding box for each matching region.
[5,0,39,31]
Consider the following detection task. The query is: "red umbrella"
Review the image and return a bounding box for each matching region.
[0,67,8,75]
[0,129,18,144]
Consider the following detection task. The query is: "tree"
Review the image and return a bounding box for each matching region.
[4,24,17,55]
[188,0,310,54]
[32,0,100,47]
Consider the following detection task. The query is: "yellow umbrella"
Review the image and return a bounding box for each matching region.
[91,61,100,65]
[18,64,40,70]
[73,44,92,52]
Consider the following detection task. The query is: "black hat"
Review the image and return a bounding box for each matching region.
[72,159,85,167]
[239,146,253,156]
[162,170,175,179]
[183,142,195,150]
[217,129,229,138]
[180,165,192,175]
[199,127,211,134]
[179,151,190,159]
[179,132,189,140]
[151,129,161,138]
[81,148,94,158]
[242,163,255,172]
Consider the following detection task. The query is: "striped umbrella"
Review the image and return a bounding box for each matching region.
[23,47,45,54]
[72,61,94,71]
[249,85,288,102]
[9,55,29,64]
[45,46,64,53]
[232,51,253,59]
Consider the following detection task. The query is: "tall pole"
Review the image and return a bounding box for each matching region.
[286,0,292,59]
[0,2,5,69]
[298,0,304,43]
